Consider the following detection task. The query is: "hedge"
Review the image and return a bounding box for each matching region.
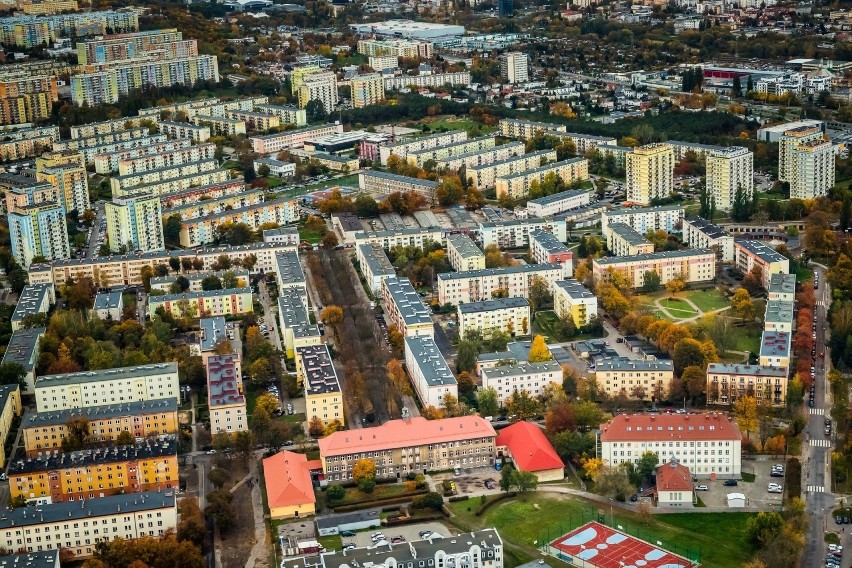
[448,495,470,503]
[331,490,430,513]
[475,492,517,516]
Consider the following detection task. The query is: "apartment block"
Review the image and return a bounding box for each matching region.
[457,297,530,339]
[497,118,567,141]
[525,188,591,218]
[764,299,794,333]
[34,363,179,413]
[0,386,21,468]
[157,121,211,143]
[706,146,753,211]
[357,38,433,59]
[116,142,215,177]
[9,202,69,269]
[436,141,526,172]
[0,124,58,161]
[379,131,467,165]
[479,217,566,250]
[2,327,44,392]
[381,277,433,337]
[250,123,343,154]
[69,117,149,140]
[768,273,797,302]
[529,230,573,276]
[779,124,824,183]
[552,279,597,327]
[148,288,253,319]
[446,233,486,271]
[22,398,177,457]
[383,72,470,91]
[499,52,529,83]
[0,491,176,559]
[277,293,321,360]
[105,194,164,253]
[35,160,89,216]
[358,170,438,202]
[759,330,791,369]
[298,344,344,427]
[150,269,249,294]
[0,91,53,125]
[790,139,835,200]
[496,158,588,200]
[253,103,307,127]
[29,242,297,289]
[163,189,264,223]
[404,335,458,408]
[551,131,617,155]
[93,289,123,321]
[369,55,398,71]
[208,354,246,435]
[607,223,654,257]
[112,166,230,200]
[178,197,299,247]
[706,363,787,406]
[19,1,79,15]
[626,143,675,205]
[76,29,184,64]
[160,179,246,209]
[274,250,306,293]
[481,357,562,405]
[601,205,685,240]
[354,227,443,251]
[223,110,279,132]
[290,150,358,173]
[594,358,674,400]
[406,135,496,168]
[193,114,246,137]
[317,415,496,480]
[138,96,267,121]
[57,125,157,152]
[11,284,53,332]
[599,413,741,478]
[94,138,190,174]
[351,74,385,108]
[355,242,396,294]
[682,217,734,262]
[734,239,790,289]
[467,149,556,190]
[10,436,178,503]
[263,226,300,246]
[437,263,563,305]
[78,134,171,167]
[592,249,716,288]
[111,158,221,194]
[298,72,338,112]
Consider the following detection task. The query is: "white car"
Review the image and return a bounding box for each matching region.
[768,484,783,493]
[694,485,708,491]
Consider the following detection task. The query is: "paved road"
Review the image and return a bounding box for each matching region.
[86,203,105,259]
[257,280,282,353]
[804,265,840,567]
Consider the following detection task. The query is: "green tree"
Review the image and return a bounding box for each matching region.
[115,430,134,446]
[500,463,515,492]
[201,275,223,291]
[0,362,26,389]
[636,451,659,482]
[476,387,499,417]
[164,215,182,246]
[642,270,661,293]
[746,511,785,545]
[326,484,345,502]
[510,469,539,493]
[306,99,327,122]
[456,339,479,373]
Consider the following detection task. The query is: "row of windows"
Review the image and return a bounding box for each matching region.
[610,441,732,447]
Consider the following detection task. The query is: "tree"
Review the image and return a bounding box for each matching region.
[208,468,231,489]
[321,231,339,249]
[248,358,272,385]
[86,534,203,568]
[116,430,134,446]
[177,498,206,548]
[545,403,576,435]
[682,365,707,402]
[201,275,223,291]
[593,465,634,500]
[664,274,686,299]
[326,484,346,502]
[308,416,325,438]
[255,393,280,416]
[764,434,786,457]
[387,359,412,396]
[320,305,344,328]
[305,99,327,122]
[62,416,90,452]
[500,463,515,492]
[476,387,499,417]
[636,451,659,482]
[642,270,661,293]
[528,335,551,363]
[456,339,480,373]
[510,469,539,493]
[734,395,759,439]
[205,489,236,533]
[352,458,376,483]
[164,215,182,246]
[0,362,26,389]
[505,389,540,420]
[732,288,755,323]
[746,511,785,545]
[672,338,706,376]
[581,457,604,480]
[528,276,552,314]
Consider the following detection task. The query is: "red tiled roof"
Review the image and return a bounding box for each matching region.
[496,421,563,473]
[317,416,496,457]
[599,413,741,442]
[262,451,316,510]
[655,460,693,492]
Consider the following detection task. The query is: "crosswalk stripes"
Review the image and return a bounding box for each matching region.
[809,408,825,415]
[810,439,832,447]
[807,485,826,493]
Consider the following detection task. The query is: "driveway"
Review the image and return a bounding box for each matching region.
[429,466,502,497]
[345,522,449,549]
[697,459,786,509]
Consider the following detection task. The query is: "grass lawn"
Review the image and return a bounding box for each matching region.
[659,298,698,319]
[687,289,730,313]
[448,494,755,568]
[424,116,497,136]
[335,483,416,505]
[303,174,360,191]
[727,322,762,354]
[299,224,326,244]
[318,534,343,551]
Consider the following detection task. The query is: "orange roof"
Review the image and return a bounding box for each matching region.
[655,460,693,492]
[599,413,741,443]
[495,421,563,473]
[262,451,316,510]
[317,416,496,457]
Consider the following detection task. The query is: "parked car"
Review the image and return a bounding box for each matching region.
[340,531,356,537]
[723,479,738,486]
[694,485,708,491]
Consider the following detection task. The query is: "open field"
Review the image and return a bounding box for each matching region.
[424,116,497,136]
[659,298,698,318]
[687,289,730,312]
[448,493,755,568]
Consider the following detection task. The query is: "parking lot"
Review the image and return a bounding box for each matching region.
[430,466,503,497]
[345,521,449,549]
[696,460,785,509]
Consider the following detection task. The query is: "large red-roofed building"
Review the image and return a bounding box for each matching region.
[547,522,695,568]
[599,413,741,479]
[495,421,564,482]
[263,450,323,519]
[318,415,496,481]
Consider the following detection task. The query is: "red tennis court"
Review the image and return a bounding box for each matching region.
[547,522,694,568]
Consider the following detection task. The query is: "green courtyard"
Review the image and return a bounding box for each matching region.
[635,288,730,322]
[448,493,755,568]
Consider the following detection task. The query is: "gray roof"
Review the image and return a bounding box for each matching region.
[768,273,797,295]
[684,217,729,240]
[458,297,529,314]
[200,316,228,351]
[354,227,442,241]
[735,239,787,263]
[529,230,570,254]
[478,341,533,364]
[278,292,312,330]
[603,204,684,217]
[707,363,787,377]
[554,279,594,301]
[151,269,250,289]
[182,195,296,224]
[594,358,673,372]
[764,300,794,324]
[332,212,363,232]
[438,263,562,282]
[1,327,44,373]
[760,331,791,358]
[594,248,712,265]
[0,386,18,417]
[11,284,52,324]
[0,490,175,531]
[0,551,59,568]
[437,141,525,164]
[668,140,725,152]
[112,158,218,183]
[527,188,591,207]
[314,508,381,530]
[93,289,123,311]
[35,362,178,388]
[9,435,177,475]
[479,216,560,230]
[404,335,456,388]
[160,120,208,131]
[467,149,554,173]
[383,130,463,150]
[361,170,438,189]
[609,223,651,246]
[163,189,264,216]
[252,123,339,141]
[357,243,395,277]
[497,158,586,181]
[407,134,496,158]
[384,277,432,328]
[321,529,503,568]
[148,286,251,304]
[297,344,341,396]
[446,233,484,260]
[22,398,177,429]
[264,226,299,238]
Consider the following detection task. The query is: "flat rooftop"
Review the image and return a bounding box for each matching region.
[1,327,44,373]
[548,522,693,568]
[357,242,395,277]
[383,277,432,328]
[707,363,788,377]
[554,279,595,301]
[93,289,123,311]
[0,552,59,568]
[684,217,729,240]
[446,233,484,260]
[497,158,586,181]
[458,296,529,314]
[764,300,794,324]
[594,358,673,372]
[768,273,797,295]
[760,330,791,358]
[22,398,177,429]
[438,263,562,281]
[608,222,651,246]
[594,248,712,265]
[527,188,590,206]
[735,239,787,263]
[11,284,52,323]
[298,344,341,396]
[404,335,456,388]
[207,354,244,408]
[148,286,251,303]
[36,362,178,389]
[200,316,228,351]
[361,170,438,188]
[530,230,570,254]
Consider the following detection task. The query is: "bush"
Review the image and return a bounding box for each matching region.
[448,495,470,502]
[326,484,346,502]
[475,492,517,516]
[406,472,417,481]
[412,492,444,511]
[358,478,376,494]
